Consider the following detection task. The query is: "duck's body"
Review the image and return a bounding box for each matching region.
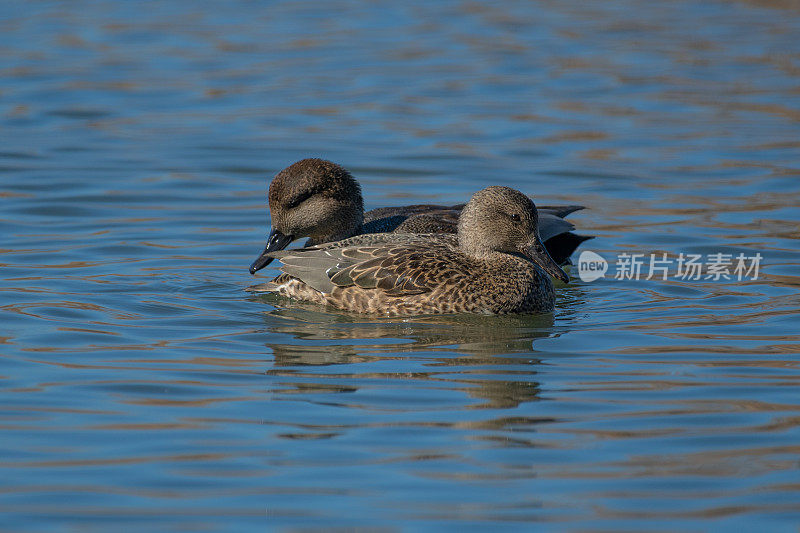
[252,187,568,316]
[249,159,591,274]
[261,234,554,316]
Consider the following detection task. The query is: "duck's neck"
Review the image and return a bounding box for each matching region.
[307,216,364,247]
[458,232,504,261]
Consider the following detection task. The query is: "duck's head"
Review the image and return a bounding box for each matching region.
[457,186,569,283]
[250,158,364,274]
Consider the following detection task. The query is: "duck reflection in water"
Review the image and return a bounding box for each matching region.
[251,297,571,410]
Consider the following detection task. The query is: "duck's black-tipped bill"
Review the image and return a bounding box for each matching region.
[249,229,294,275]
[524,233,569,283]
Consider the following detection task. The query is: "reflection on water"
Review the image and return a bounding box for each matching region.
[260,303,556,409]
[2,0,800,530]
[259,298,557,357]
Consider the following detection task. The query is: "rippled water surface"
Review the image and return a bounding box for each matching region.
[2,1,800,530]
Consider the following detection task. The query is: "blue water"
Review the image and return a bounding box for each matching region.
[2,1,800,530]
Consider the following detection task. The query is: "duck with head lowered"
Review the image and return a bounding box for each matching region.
[248,158,591,275]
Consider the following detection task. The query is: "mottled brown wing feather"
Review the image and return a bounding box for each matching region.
[334,248,444,296]
[269,233,458,296]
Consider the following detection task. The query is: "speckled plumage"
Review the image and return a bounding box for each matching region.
[251,187,568,316]
[248,158,591,274]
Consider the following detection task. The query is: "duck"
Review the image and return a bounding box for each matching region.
[250,186,568,316]
[249,158,591,274]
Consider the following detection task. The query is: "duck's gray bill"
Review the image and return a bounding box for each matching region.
[249,229,294,274]
[524,234,570,283]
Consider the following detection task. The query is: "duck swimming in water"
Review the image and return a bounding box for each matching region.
[250,186,568,316]
[249,158,591,274]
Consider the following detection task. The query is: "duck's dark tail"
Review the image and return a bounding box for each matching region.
[544,234,594,266]
[538,205,585,218]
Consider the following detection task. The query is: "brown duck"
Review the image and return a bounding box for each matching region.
[250,186,569,316]
[249,158,591,274]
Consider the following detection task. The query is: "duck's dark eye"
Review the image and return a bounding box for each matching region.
[287,190,313,209]
[510,213,521,222]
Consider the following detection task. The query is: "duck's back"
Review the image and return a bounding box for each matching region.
[363,204,461,234]
[362,203,589,265]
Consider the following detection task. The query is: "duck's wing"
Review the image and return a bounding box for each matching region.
[392,211,459,233]
[364,204,458,224]
[268,234,459,296]
[363,205,460,234]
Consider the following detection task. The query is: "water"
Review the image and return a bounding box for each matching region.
[2,0,800,530]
